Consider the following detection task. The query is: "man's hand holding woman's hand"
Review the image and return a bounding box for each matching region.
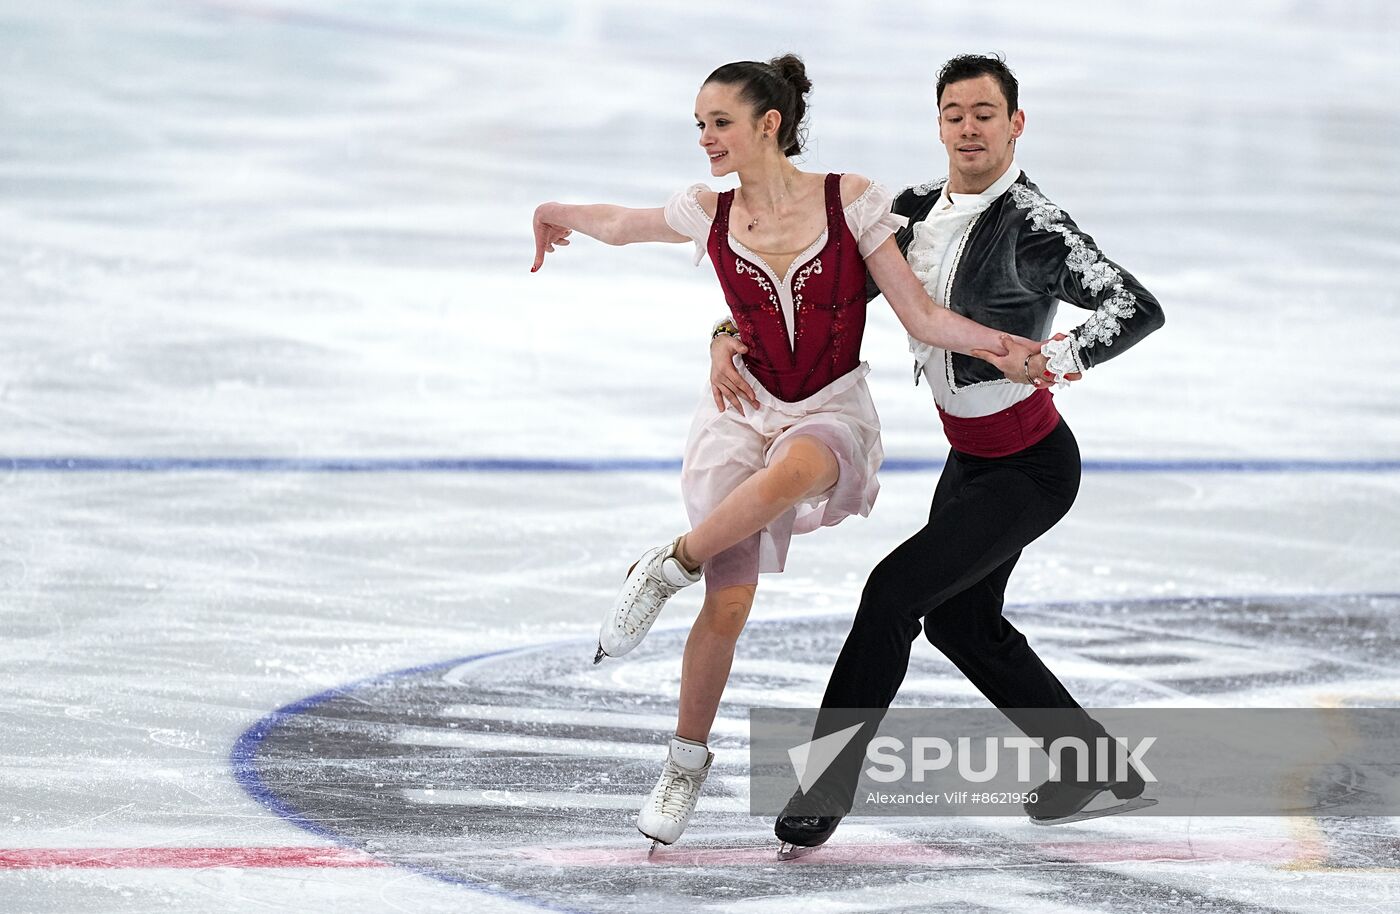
[972,332,1083,387]
[710,327,1082,414]
[709,334,759,414]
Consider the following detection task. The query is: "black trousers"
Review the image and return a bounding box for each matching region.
[819,417,1103,750]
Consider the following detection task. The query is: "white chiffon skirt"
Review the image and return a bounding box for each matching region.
[679,358,884,589]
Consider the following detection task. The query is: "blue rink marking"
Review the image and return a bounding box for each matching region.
[230,591,1398,911]
[230,643,591,914]
[7,456,1400,473]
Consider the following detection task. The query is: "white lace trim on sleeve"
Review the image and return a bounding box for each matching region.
[663,183,713,266]
[1009,182,1140,351]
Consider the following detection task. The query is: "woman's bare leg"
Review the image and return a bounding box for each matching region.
[676,435,838,570]
[675,583,757,743]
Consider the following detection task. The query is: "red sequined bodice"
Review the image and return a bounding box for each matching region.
[707,173,869,403]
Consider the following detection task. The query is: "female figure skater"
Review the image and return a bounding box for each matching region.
[530,55,1039,848]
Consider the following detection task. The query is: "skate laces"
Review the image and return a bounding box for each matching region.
[620,557,681,636]
[653,760,703,820]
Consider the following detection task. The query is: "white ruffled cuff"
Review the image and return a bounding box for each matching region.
[1040,336,1084,388]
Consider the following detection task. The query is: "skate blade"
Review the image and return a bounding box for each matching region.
[1031,795,1158,826]
[593,644,607,665]
[777,841,822,861]
[647,839,661,858]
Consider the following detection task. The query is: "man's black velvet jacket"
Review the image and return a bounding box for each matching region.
[869,171,1164,389]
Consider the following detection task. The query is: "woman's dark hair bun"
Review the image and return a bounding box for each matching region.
[768,54,812,98]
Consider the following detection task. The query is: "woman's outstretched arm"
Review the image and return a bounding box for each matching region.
[531,203,688,271]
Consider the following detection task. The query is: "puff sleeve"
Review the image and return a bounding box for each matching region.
[662,183,715,266]
[843,181,909,258]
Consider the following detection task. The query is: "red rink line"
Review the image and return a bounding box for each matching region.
[0,847,384,869]
[514,838,1315,867]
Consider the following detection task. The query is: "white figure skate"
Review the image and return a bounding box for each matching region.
[594,538,700,663]
[637,736,713,852]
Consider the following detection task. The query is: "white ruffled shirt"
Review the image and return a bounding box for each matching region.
[664,179,907,348]
[906,161,1052,418]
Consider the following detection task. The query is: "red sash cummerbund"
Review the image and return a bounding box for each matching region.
[937,388,1060,458]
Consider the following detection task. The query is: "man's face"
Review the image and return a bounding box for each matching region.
[937,74,1024,190]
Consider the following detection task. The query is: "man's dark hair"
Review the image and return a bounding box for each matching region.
[936,53,1019,114]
